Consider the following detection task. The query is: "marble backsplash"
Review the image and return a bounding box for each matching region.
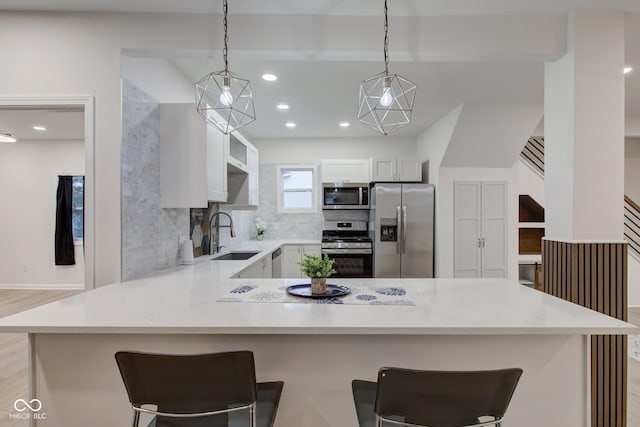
[121,79,189,279]
[215,164,368,248]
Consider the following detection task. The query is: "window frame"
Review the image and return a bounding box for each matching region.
[71,175,84,245]
[276,165,318,213]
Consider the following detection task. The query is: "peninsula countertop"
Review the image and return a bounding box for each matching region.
[0,239,636,336]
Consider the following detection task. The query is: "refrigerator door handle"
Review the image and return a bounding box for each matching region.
[396,205,401,254]
[402,205,407,254]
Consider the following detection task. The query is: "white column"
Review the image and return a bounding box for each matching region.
[544,10,625,241]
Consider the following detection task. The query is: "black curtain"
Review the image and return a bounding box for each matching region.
[55,176,75,265]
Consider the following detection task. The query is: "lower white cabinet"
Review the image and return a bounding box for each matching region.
[282,244,322,278]
[237,256,273,279]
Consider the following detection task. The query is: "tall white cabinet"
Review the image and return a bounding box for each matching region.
[454,181,507,278]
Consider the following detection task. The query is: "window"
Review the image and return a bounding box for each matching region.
[277,165,317,213]
[72,176,84,243]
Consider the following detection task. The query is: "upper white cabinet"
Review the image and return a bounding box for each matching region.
[454,181,507,278]
[372,157,422,182]
[224,131,259,209]
[159,103,228,208]
[227,134,249,173]
[321,159,371,183]
[206,126,228,202]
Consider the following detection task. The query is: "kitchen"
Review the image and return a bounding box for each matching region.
[1,2,640,427]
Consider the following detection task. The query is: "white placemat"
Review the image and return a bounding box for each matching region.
[217,284,415,305]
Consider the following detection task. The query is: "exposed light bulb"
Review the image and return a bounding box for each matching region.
[219,86,233,106]
[380,86,393,107]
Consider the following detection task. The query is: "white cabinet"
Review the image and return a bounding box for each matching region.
[372,157,422,182]
[159,103,228,207]
[237,256,272,278]
[321,159,371,183]
[225,132,259,209]
[206,126,228,202]
[281,244,322,278]
[454,181,507,278]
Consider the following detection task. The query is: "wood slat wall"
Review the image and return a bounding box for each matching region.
[542,240,628,427]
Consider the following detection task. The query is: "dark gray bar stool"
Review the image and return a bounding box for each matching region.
[352,367,523,427]
[115,350,283,427]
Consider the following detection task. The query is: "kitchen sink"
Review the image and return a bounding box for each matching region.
[212,251,260,261]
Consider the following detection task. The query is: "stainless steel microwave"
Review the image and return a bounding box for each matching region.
[322,183,370,210]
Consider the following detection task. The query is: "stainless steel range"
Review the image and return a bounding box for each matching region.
[321,221,373,278]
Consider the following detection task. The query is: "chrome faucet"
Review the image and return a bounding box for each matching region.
[209,211,236,255]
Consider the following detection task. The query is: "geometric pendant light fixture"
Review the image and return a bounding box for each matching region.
[358,0,416,136]
[195,0,256,135]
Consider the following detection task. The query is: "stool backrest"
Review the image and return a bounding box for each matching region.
[374,367,523,427]
[115,350,257,414]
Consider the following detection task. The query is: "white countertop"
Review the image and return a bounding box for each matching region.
[0,240,636,336]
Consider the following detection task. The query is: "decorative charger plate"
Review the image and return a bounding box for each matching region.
[286,284,351,299]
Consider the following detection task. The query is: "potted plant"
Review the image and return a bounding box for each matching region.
[254,217,266,240]
[299,254,336,294]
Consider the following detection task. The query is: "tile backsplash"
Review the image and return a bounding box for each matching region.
[121,79,189,279]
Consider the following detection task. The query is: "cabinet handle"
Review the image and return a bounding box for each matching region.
[477,238,482,248]
[482,238,486,248]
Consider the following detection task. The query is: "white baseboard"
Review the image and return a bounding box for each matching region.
[629,305,640,309]
[0,283,85,290]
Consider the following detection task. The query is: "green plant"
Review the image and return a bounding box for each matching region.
[299,254,336,279]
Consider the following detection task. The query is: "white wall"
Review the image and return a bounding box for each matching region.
[0,139,84,288]
[517,158,545,207]
[626,138,640,203]
[253,137,417,165]
[121,56,195,103]
[438,166,519,280]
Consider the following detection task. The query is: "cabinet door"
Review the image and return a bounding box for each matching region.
[321,159,371,183]
[454,182,482,278]
[397,158,422,182]
[247,146,259,207]
[282,245,302,278]
[371,157,397,182]
[206,128,228,202]
[302,244,322,257]
[481,182,507,278]
[159,104,207,208]
[227,134,248,173]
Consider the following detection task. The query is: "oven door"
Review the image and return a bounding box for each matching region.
[322,249,373,278]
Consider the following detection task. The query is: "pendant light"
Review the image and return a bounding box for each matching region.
[195,0,255,134]
[358,0,416,136]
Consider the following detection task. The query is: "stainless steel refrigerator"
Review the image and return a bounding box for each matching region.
[370,184,435,278]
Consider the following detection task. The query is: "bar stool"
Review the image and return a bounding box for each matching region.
[352,367,523,427]
[115,350,283,427]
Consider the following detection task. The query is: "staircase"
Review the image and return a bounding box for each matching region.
[520,137,640,258]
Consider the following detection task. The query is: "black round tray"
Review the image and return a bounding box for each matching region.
[286,284,351,299]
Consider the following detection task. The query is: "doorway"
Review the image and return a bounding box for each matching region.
[0,96,95,290]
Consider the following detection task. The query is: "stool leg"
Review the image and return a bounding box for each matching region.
[250,402,257,427]
[131,410,140,427]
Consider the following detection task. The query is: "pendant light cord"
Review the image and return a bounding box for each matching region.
[383,0,389,75]
[223,0,229,73]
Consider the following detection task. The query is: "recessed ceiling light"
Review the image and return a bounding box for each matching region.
[0,132,17,143]
[285,121,296,128]
[339,122,350,128]
[262,73,278,82]
[276,103,290,110]
[624,67,633,74]
[32,125,47,131]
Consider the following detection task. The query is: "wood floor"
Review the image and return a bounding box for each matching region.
[0,290,80,427]
[0,290,638,426]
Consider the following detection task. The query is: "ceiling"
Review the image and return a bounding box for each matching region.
[1,0,639,139]
[0,108,84,141]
